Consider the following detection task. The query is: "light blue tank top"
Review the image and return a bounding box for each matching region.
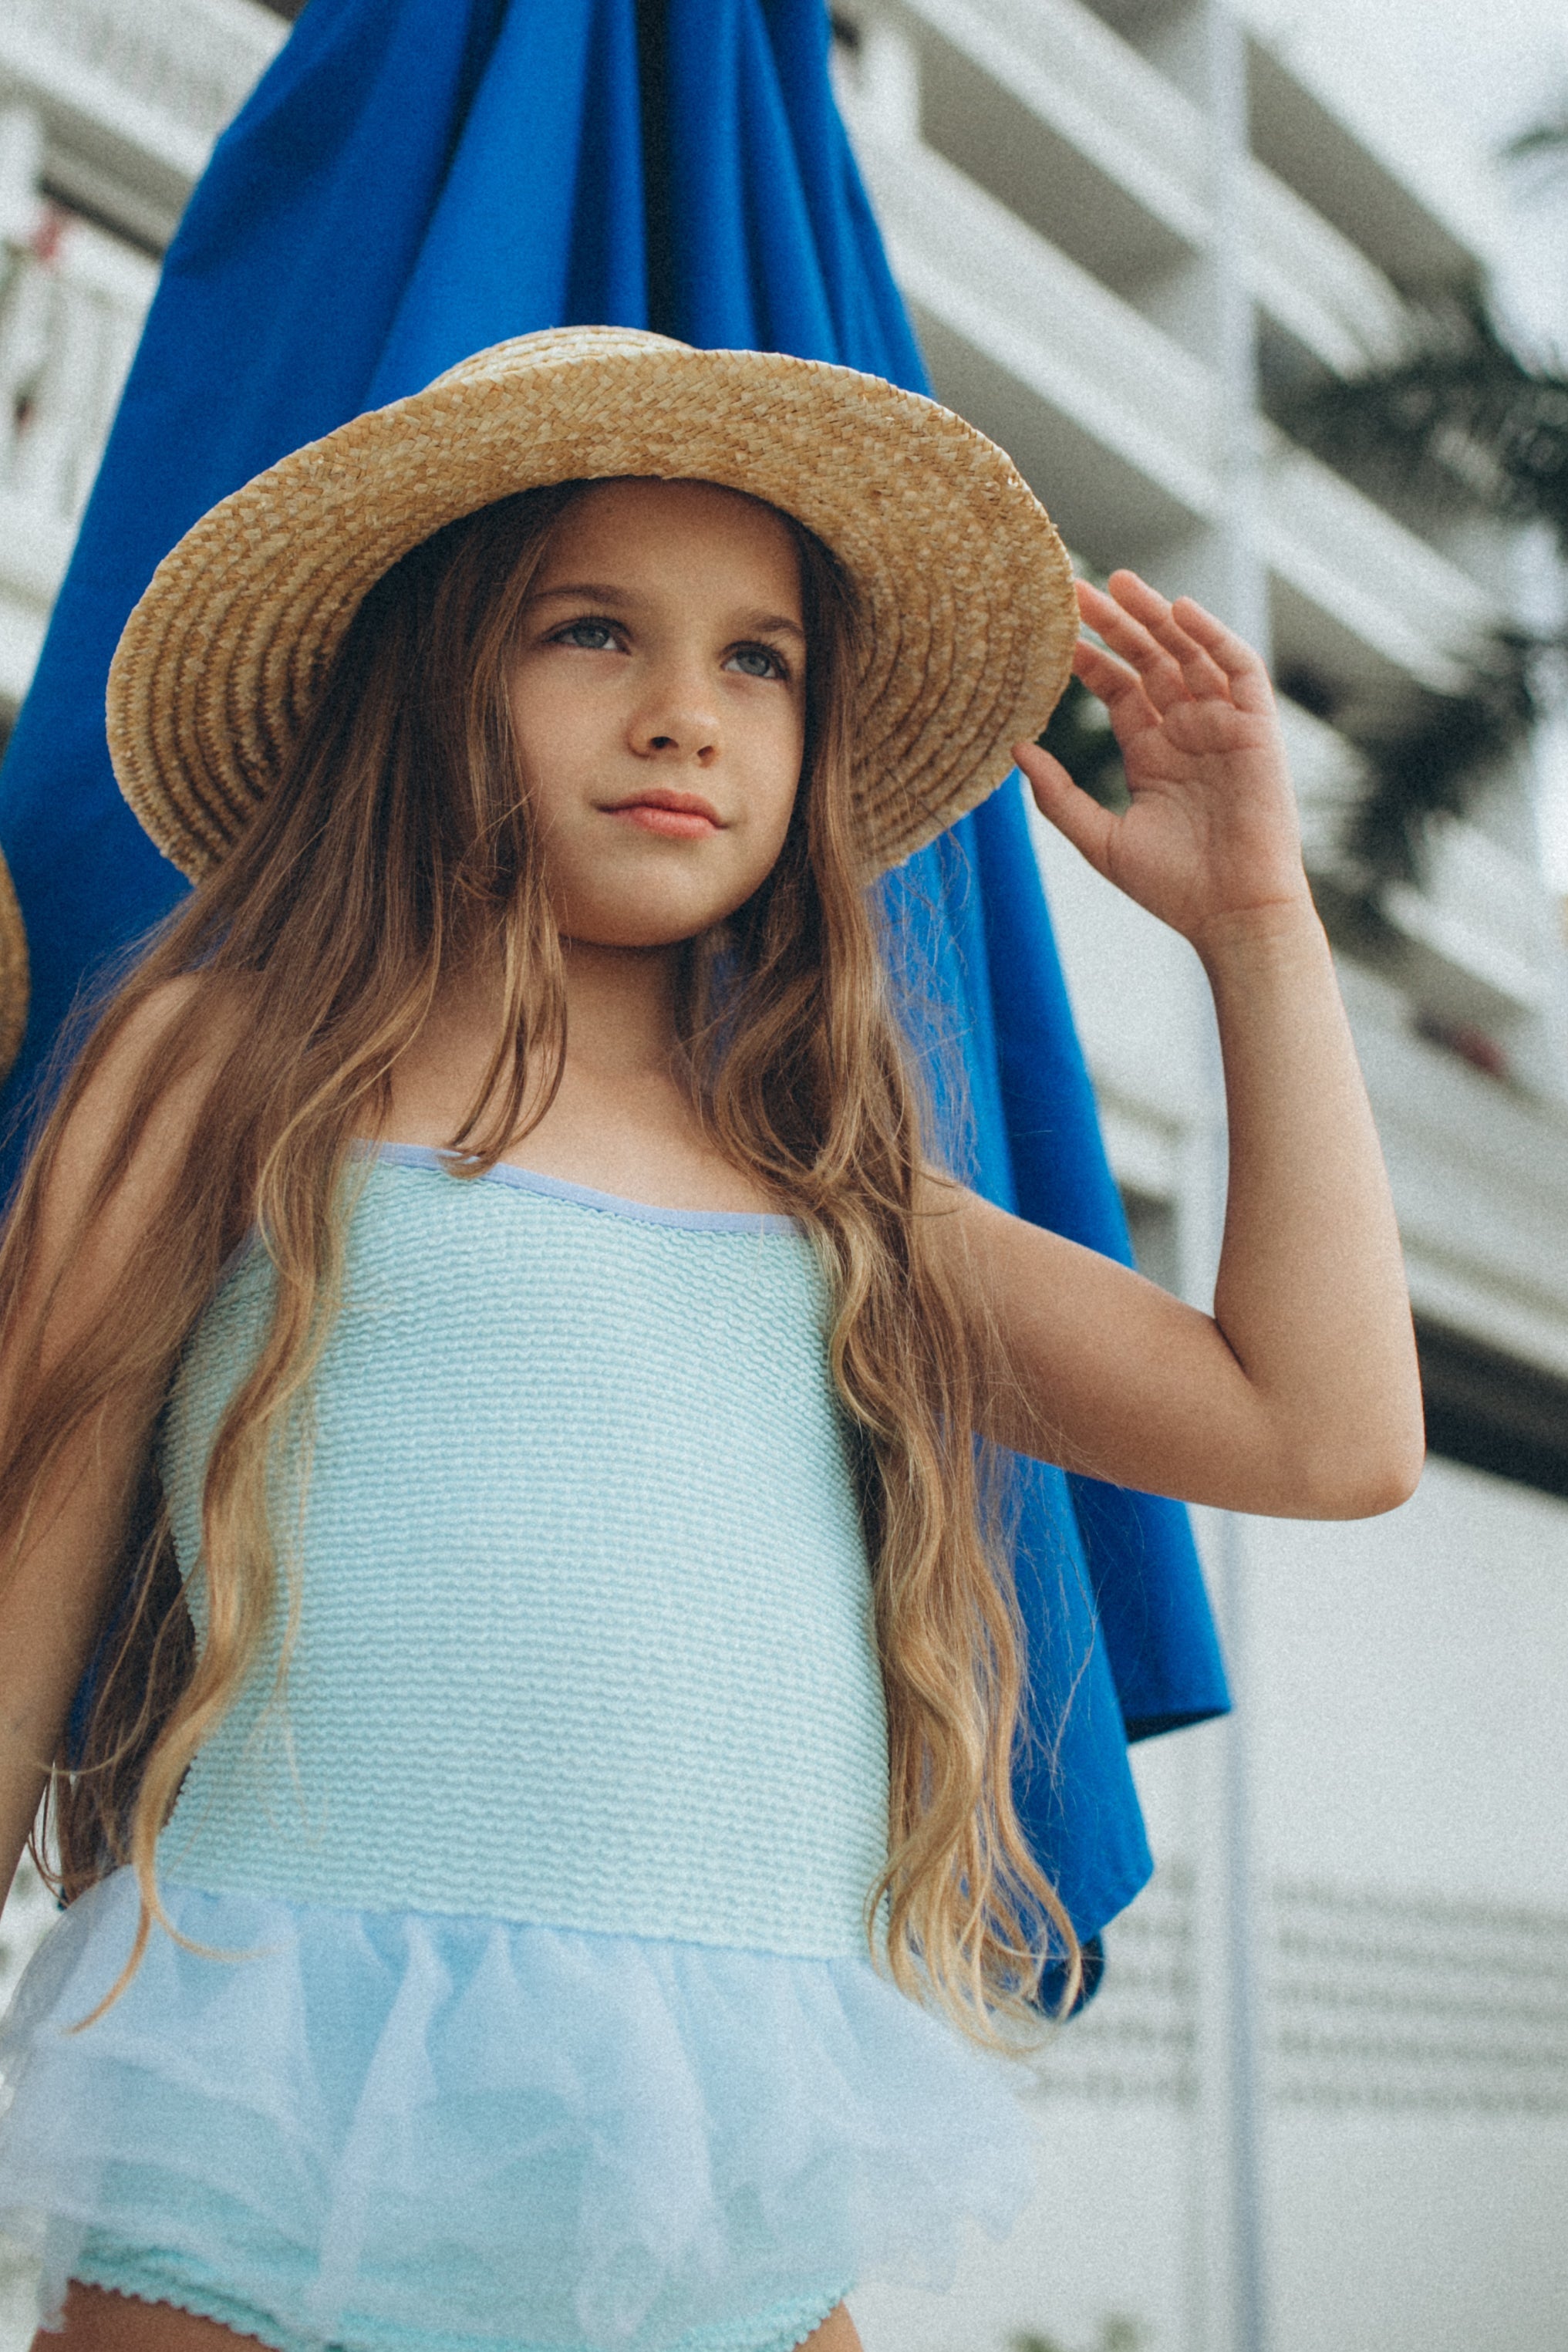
[158,1147,889,1959]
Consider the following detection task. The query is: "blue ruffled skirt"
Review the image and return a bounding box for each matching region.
[0,1871,1037,2352]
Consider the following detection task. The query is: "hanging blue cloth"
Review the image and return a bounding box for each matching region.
[1,0,1228,1972]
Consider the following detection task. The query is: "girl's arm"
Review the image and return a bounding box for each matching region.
[941,571,1424,1520]
[0,987,204,1902]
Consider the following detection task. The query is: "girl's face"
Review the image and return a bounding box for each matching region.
[508,477,809,949]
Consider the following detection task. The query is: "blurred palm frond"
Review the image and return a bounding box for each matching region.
[1283,628,1547,892]
[1283,293,1568,558]
[1503,106,1568,178]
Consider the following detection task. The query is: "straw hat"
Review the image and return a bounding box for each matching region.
[106,326,1078,882]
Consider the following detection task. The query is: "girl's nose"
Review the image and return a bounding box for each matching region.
[629,667,721,765]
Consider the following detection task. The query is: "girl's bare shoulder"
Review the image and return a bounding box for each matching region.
[33,971,255,1253]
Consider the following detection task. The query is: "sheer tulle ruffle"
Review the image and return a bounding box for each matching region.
[0,1872,1036,2350]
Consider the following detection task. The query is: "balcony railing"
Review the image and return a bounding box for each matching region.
[0,1,279,704]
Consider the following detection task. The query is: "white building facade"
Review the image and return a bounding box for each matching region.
[2,3,1566,2350]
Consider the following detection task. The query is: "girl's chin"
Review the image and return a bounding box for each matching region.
[557,931,699,956]
[551,883,762,951]
[555,909,737,953]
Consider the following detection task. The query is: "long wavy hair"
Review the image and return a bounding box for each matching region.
[0,479,1079,2040]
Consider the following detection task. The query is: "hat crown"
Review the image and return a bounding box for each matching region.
[430,326,694,395]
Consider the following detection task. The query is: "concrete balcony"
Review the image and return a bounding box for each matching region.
[850,0,1408,376]
[1276,699,1562,1034]
[1262,438,1496,699]
[848,112,1499,701]
[855,109,1215,552]
[1342,959,1568,1380]
[1381,822,1564,1028]
[0,0,284,245]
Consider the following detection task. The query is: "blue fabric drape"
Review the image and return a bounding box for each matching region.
[0,0,1228,1962]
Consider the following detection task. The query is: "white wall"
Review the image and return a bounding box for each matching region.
[1249,1457,1568,1911]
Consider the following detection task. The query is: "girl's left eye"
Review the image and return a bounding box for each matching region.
[556,619,621,650]
[726,644,788,680]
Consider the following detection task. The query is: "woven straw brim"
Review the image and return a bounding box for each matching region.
[107,328,1077,882]
[0,845,29,1088]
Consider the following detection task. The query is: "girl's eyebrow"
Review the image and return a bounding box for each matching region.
[528,581,635,606]
[740,611,808,644]
[528,581,806,643]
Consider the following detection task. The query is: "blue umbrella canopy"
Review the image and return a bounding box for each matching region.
[0,0,1229,1978]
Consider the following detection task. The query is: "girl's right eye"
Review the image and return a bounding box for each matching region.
[554,618,622,652]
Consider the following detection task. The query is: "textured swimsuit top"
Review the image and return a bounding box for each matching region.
[158,1147,890,1960]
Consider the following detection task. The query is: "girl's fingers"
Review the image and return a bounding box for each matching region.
[1101,573,1234,704]
[1132,603,1235,705]
[1013,738,1118,870]
[1168,595,1275,713]
[1072,634,1159,734]
[1076,580,1192,714]
[1086,573,1253,708]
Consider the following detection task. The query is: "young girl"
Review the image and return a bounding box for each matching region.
[0,327,1422,2352]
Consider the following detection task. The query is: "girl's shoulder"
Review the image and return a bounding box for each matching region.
[77,970,217,1105]
[21,973,256,1313]
[59,974,249,1183]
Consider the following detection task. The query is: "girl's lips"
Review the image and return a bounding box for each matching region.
[608,801,720,839]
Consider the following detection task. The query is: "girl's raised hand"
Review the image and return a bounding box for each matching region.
[1013,572,1311,953]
